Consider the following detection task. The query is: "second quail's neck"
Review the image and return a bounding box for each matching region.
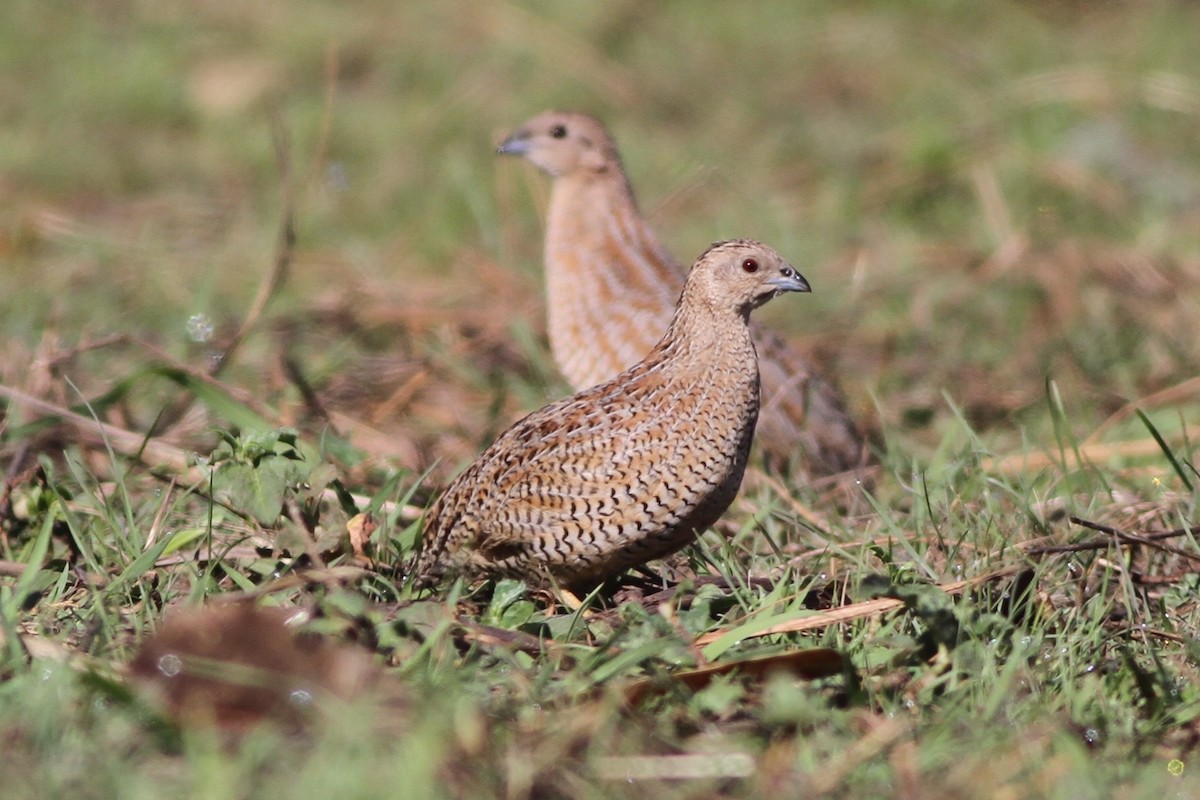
[544,171,680,290]
[541,169,684,389]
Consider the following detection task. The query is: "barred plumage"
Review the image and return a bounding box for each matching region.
[413,240,809,590]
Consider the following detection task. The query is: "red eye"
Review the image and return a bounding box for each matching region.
[741,258,759,273]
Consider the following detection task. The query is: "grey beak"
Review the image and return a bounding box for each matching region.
[767,268,811,294]
[496,132,530,156]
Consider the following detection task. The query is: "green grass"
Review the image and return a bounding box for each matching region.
[3,0,1200,797]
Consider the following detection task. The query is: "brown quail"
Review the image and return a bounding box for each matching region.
[412,239,810,591]
[497,111,869,476]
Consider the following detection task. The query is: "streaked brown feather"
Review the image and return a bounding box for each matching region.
[413,240,808,590]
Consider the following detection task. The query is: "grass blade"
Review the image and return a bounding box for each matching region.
[1136,408,1194,492]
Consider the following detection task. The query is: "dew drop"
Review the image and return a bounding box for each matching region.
[157,653,183,677]
[186,313,214,344]
[289,688,313,707]
[326,162,349,191]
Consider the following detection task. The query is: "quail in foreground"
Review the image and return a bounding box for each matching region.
[412,239,810,591]
[497,111,869,476]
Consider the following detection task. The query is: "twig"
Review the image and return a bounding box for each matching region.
[143,477,177,550]
[693,566,1023,647]
[124,334,276,420]
[202,565,371,600]
[1024,518,1200,557]
[40,324,278,430]
[370,369,430,425]
[1108,623,1187,644]
[1069,516,1200,566]
[0,384,199,478]
[43,332,130,369]
[43,331,273,419]
[282,354,337,429]
[209,106,296,378]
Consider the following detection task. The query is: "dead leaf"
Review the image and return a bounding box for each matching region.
[347,513,376,559]
[129,602,377,732]
[623,647,846,706]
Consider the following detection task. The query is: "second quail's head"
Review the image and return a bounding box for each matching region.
[497,111,620,178]
[685,239,811,318]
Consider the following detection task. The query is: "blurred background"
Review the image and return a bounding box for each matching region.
[3,0,1199,478]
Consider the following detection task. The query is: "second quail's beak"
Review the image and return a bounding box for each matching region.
[768,268,811,294]
[496,131,530,156]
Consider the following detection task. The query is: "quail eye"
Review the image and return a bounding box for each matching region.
[741,258,759,273]
[549,124,567,139]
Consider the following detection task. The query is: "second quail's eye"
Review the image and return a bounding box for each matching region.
[550,124,567,139]
[741,258,759,273]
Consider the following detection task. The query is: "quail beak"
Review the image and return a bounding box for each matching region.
[767,269,811,295]
[496,132,531,156]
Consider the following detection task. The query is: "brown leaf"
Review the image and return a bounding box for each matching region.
[129,603,377,732]
[347,513,376,559]
[623,647,846,706]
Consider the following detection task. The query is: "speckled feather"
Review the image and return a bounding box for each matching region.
[497,111,868,475]
[412,239,808,590]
